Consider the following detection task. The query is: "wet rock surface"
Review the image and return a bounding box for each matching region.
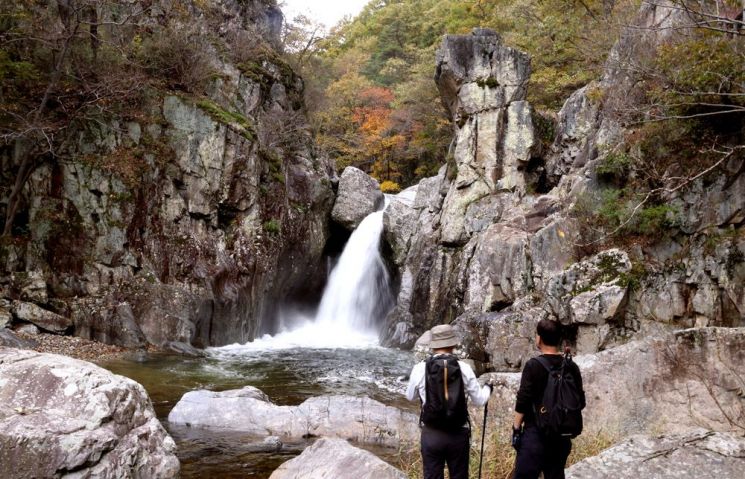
[0,348,179,478]
[168,387,418,448]
[269,437,407,479]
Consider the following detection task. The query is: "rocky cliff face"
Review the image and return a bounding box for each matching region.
[0,1,335,350]
[382,2,744,372]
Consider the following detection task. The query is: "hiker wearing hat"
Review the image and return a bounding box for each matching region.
[406,324,492,479]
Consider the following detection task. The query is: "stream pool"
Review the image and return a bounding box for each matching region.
[98,346,416,478]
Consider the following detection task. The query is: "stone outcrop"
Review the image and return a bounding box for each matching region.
[484,327,745,438]
[0,348,179,478]
[269,437,406,479]
[331,166,384,231]
[381,31,562,348]
[381,5,744,357]
[10,301,72,334]
[434,28,532,246]
[168,386,418,448]
[566,430,745,479]
[0,0,335,350]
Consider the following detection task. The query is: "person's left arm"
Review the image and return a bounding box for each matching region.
[573,362,586,410]
[461,362,491,407]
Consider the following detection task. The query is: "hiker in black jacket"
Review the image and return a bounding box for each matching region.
[512,319,586,479]
[406,324,492,479]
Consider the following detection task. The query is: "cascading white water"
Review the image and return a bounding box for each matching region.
[315,210,390,332]
[216,209,393,350]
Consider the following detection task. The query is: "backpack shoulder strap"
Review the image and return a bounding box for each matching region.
[534,355,552,372]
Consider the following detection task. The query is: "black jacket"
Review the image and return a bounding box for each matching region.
[515,353,586,424]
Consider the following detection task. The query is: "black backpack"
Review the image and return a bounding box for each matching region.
[533,352,583,438]
[420,354,469,431]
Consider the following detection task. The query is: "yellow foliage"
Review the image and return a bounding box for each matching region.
[380,180,401,193]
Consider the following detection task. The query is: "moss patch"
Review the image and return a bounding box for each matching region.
[195,98,255,141]
[476,76,499,88]
[263,219,280,235]
[260,148,285,184]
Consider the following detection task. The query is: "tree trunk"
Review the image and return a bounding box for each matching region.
[2,19,78,237]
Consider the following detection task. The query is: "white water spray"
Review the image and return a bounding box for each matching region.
[214,210,393,351]
[315,210,390,332]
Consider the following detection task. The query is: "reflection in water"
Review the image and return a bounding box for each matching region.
[99,346,416,478]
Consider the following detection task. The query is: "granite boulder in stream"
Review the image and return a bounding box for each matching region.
[168,386,418,448]
[0,348,179,478]
[269,437,406,479]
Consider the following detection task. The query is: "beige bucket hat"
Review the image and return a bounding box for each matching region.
[429,324,459,349]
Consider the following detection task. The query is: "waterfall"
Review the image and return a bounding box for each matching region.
[219,210,393,350]
[315,210,392,333]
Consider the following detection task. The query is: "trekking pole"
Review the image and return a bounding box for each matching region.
[478,401,488,479]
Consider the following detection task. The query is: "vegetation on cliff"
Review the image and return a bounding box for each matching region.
[571,3,745,252]
[0,0,281,237]
[286,0,643,187]
[286,0,744,201]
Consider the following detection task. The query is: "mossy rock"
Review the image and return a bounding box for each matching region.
[195,98,256,141]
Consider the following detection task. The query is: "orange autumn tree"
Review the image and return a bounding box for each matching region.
[353,86,405,187]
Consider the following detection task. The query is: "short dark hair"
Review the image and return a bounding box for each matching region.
[536,319,562,347]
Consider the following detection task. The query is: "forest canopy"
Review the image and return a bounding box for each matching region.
[286,0,645,188]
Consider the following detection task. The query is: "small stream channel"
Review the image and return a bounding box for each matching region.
[98,346,416,478]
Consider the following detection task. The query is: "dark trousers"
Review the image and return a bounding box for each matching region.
[421,425,470,479]
[514,424,572,479]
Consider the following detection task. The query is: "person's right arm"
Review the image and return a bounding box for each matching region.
[405,362,424,402]
[514,359,536,428]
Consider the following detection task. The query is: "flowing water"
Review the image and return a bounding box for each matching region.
[270,210,393,347]
[100,346,415,478]
[98,208,413,477]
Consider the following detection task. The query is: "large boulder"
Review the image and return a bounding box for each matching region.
[0,348,179,478]
[545,248,631,324]
[269,437,406,479]
[10,301,72,334]
[168,387,418,448]
[566,430,745,479]
[485,327,745,438]
[578,327,745,436]
[383,196,418,266]
[331,166,384,231]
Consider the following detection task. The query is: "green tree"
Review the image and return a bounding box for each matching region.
[299,0,641,187]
